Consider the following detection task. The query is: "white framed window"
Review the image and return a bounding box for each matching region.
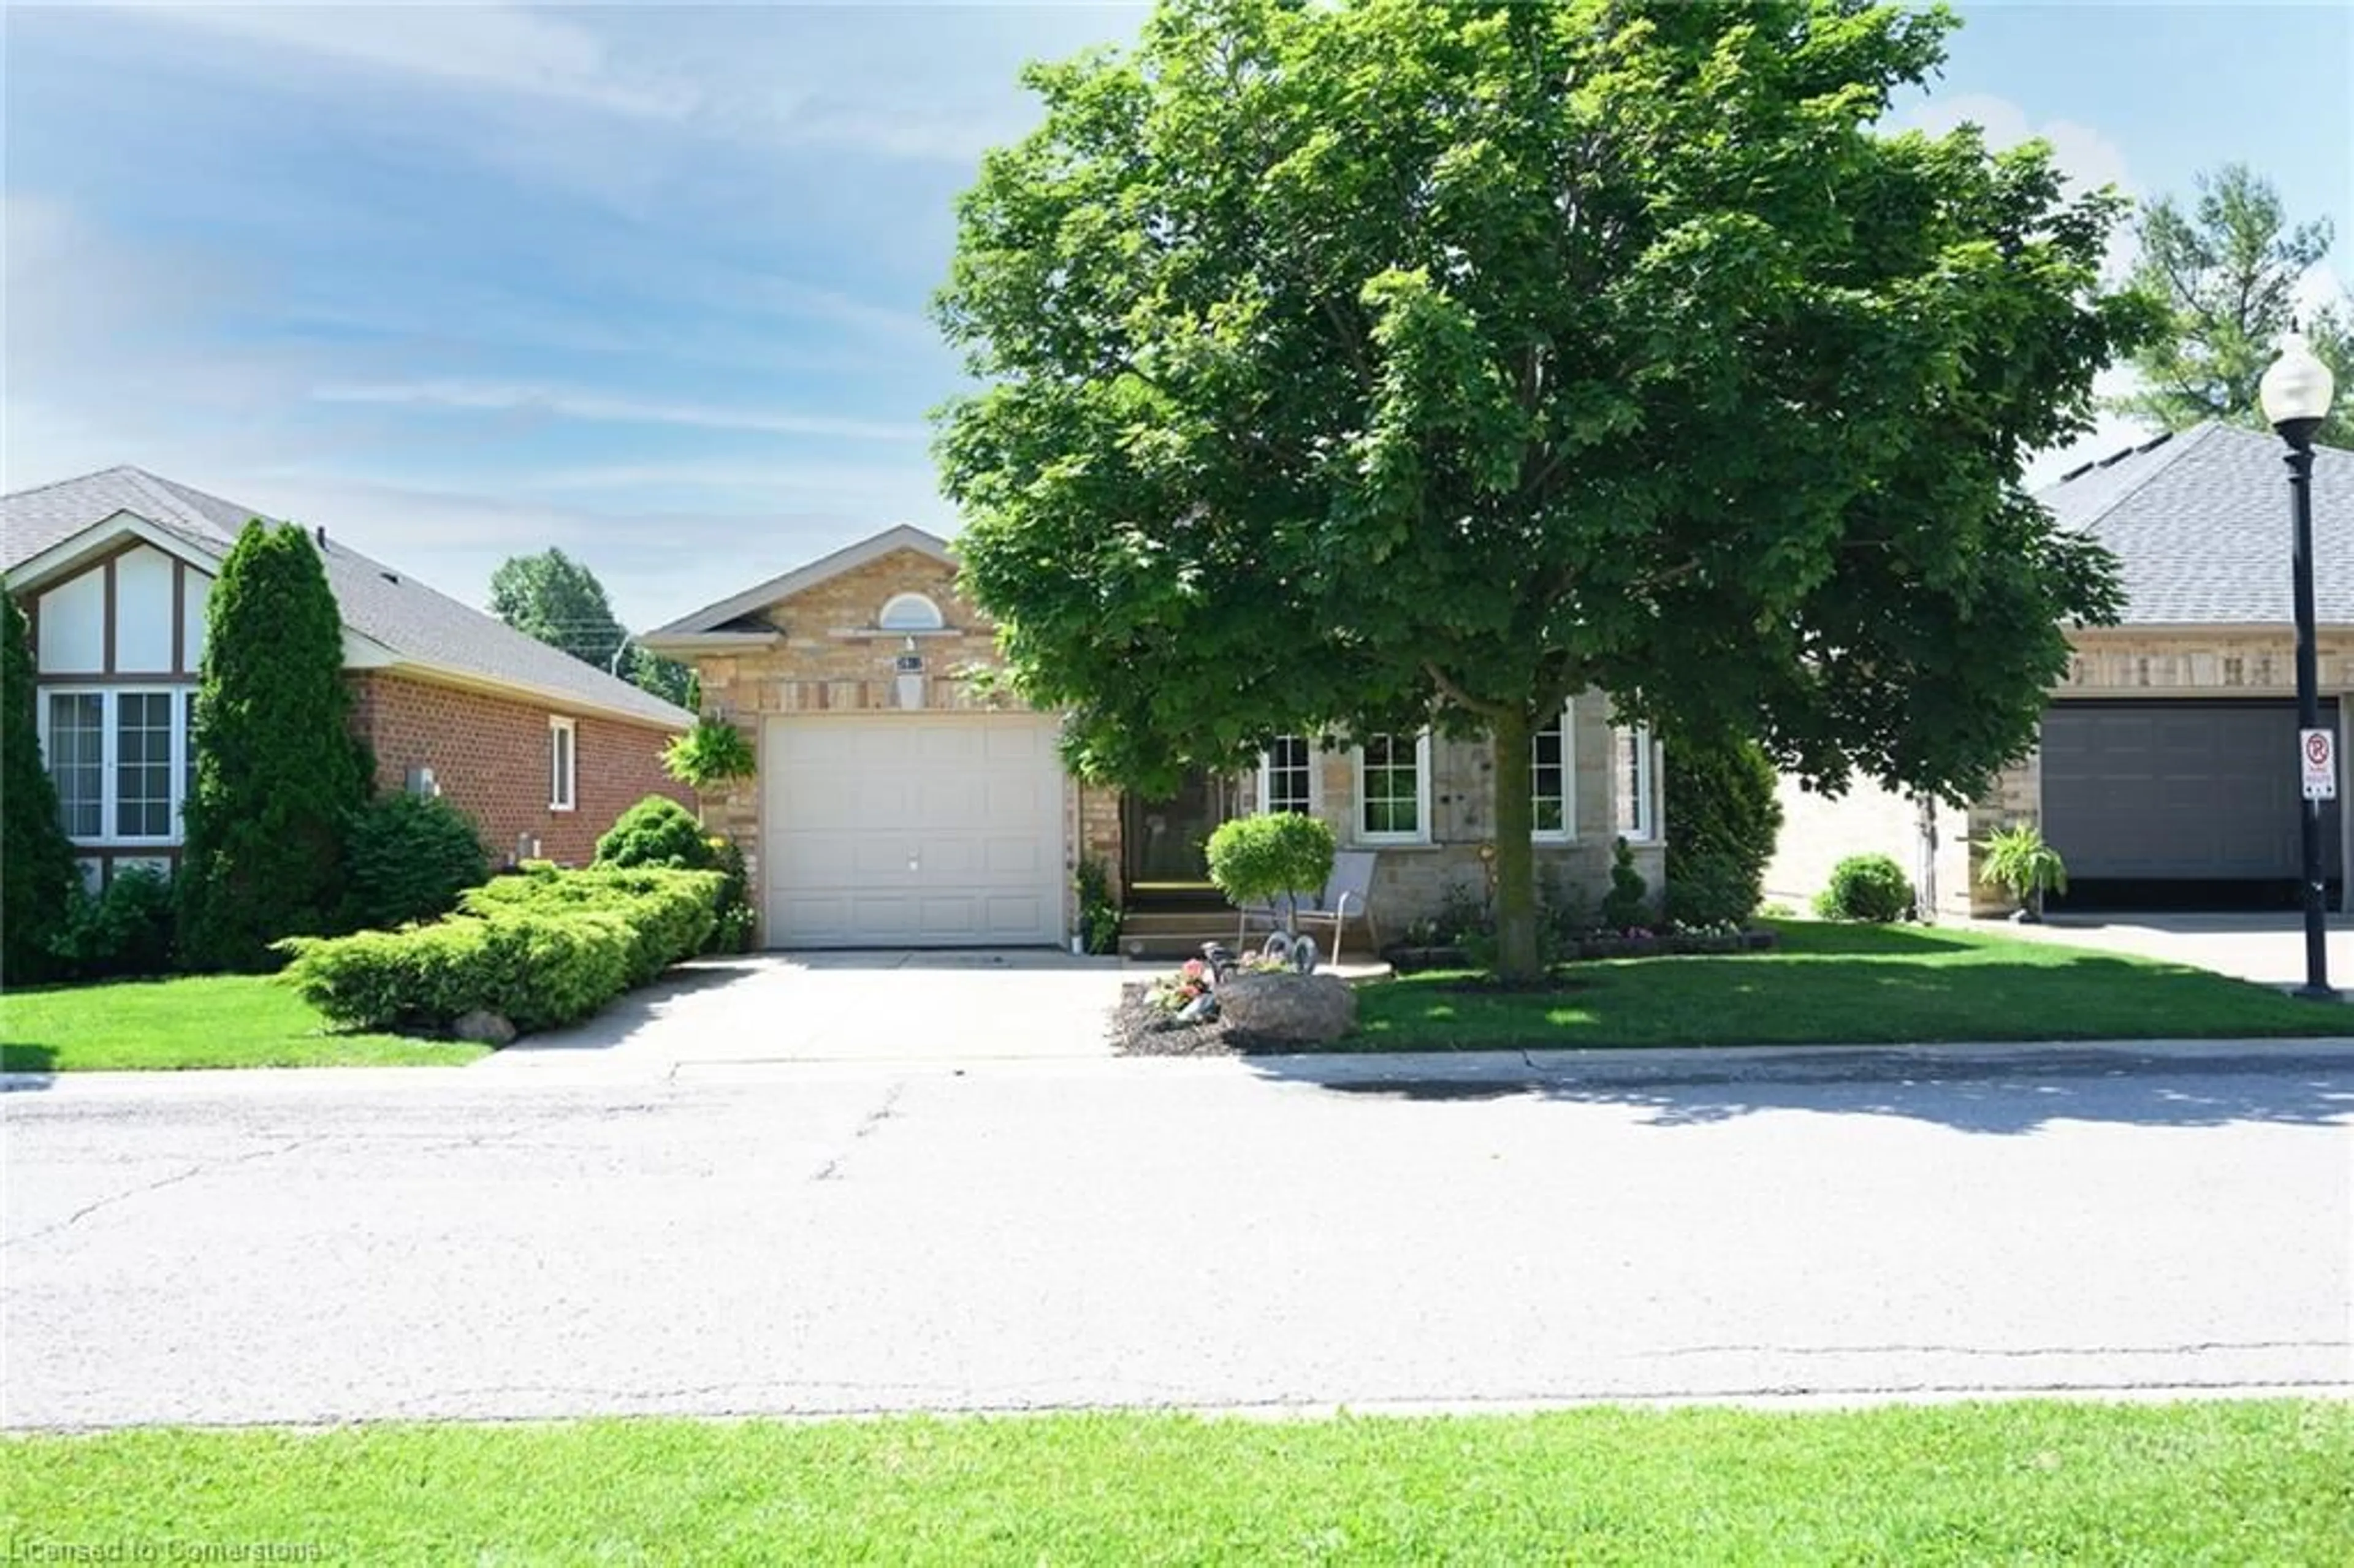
[1531,707,1575,841]
[877,593,945,633]
[1612,724,1657,842]
[35,687,190,846]
[1258,735,1319,816]
[181,690,199,812]
[1354,731,1431,843]
[549,717,577,812]
[113,691,176,839]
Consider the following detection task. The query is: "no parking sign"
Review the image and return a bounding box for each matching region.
[2302,728,2336,801]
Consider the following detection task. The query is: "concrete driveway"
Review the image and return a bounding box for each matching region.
[1981,911,2354,992]
[474,951,1132,1073]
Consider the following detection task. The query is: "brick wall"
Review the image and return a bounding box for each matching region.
[349,671,688,866]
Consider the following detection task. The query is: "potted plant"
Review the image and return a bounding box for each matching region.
[662,715,757,815]
[1979,823,2068,922]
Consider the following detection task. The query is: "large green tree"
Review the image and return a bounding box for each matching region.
[935,0,2150,979]
[491,549,630,670]
[2113,163,2353,444]
[490,548,696,708]
[2,587,80,984]
[177,522,368,971]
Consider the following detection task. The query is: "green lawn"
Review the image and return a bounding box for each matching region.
[1354,919,2354,1051]
[0,975,486,1071]
[4,1402,2346,1564]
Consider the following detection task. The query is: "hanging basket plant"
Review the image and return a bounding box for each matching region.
[663,716,757,792]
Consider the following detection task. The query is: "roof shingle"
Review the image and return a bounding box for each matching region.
[2036,422,2354,626]
[2,465,690,729]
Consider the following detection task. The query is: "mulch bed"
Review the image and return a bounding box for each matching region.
[1109,983,1241,1057]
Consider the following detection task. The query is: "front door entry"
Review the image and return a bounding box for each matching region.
[1122,770,1235,889]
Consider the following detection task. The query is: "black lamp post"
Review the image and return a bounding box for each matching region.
[2260,330,2339,1000]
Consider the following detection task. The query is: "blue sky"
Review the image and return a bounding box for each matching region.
[6,2,2349,631]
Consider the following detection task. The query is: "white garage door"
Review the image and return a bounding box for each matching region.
[761,713,1067,948]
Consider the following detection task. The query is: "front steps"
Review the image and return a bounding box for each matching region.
[1118,908,1241,961]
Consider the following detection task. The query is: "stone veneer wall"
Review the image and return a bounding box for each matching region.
[1959,626,2354,915]
[671,547,1122,941]
[671,544,1689,942]
[1236,692,1669,934]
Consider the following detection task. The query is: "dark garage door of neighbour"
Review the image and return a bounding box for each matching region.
[2040,699,2344,911]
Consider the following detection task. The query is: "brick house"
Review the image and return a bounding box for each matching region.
[4,466,692,889]
[643,525,1666,950]
[1766,422,2354,918]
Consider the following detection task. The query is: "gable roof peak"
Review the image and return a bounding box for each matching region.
[647,522,958,640]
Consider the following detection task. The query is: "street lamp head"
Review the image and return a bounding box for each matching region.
[2261,330,2336,438]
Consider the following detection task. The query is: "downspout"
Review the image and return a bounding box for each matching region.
[1914,794,1938,924]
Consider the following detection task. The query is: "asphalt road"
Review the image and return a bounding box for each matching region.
[6,1049,2351,1428]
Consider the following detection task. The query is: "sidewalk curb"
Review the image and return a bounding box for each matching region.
[10,1036,2354,1096]
[1234,1037,2354,1089]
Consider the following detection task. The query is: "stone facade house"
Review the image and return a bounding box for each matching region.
[1766,422,2354,917]
[4,466,693,889]
[644,525,1666,950]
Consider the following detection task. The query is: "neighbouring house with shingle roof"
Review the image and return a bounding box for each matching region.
[5,465,693,889]
[1766,421,2354,918]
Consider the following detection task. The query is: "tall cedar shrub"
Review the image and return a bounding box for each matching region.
[177,522,368,971]
[1664,733,1785,927]
[2,588,79,983]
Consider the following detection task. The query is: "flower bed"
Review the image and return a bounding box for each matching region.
[1382,927,1778,969]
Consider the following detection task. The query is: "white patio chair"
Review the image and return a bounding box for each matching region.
[1236,850,1381,965]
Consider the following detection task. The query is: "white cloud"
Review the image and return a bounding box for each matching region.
[310,381,929,442]
[1895,93,2134,200]
[115,2,696,118]
[2295,262,2349,327]
[207,469,950,630]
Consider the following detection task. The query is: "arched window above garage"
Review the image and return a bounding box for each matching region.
[878,592,945,632]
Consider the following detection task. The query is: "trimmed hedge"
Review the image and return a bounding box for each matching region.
[462,867,718,988]
[280,866,721,1036]
[593,793,755,954]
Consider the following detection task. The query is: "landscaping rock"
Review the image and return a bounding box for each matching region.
[452,1009,517,1046]
[1214,972,1357,1046]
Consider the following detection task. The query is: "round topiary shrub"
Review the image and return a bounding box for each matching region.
[1813,853,1914,923]
[595,796,712,869]
[343,793,489,930]
[1205,813,1336,928]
